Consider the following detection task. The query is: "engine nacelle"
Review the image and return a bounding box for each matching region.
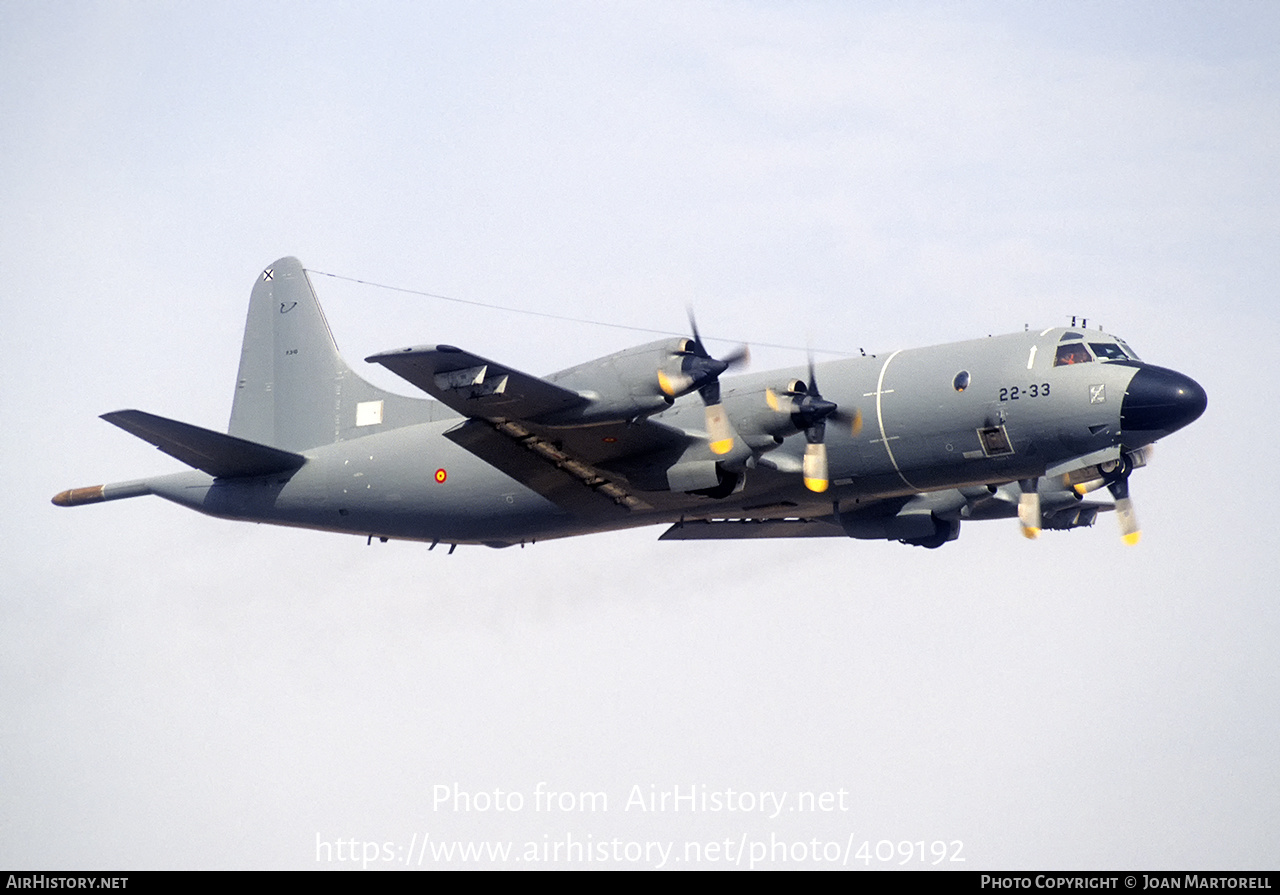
[539,339,688,426]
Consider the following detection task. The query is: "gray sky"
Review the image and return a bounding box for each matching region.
[3,1,1277,869]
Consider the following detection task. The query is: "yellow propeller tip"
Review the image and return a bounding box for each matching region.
[803,478,829,493]
[1021,526,1040,540]
[657,371,675,396]
[1122,531,1141,546]
[709,438,734,455]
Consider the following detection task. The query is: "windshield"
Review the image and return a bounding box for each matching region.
[1089,342,1129,360]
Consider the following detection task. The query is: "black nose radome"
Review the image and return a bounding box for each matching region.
[1121,365,1208,435]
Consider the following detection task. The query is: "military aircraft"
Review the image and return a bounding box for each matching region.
[53,257,1207,549]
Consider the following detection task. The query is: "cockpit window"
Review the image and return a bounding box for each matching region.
[1117,339,1140,360]
[1060,332,1083,341]
[1089,342,1129,361]
[1054,343,1093,366]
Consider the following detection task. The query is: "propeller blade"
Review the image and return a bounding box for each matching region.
[1114,497,1140,545]
[698,378,721,408]
[765,381,805,414]
[687,309,704,355]
[803,441,829,492]
[835,407,863,437]
[1097,456,1142,545]
[705,403,734,455]
[1018,481,1041,539]
[720,344,751,369]
[657,366,690,397]
[765,387,781,412]
[1072,476,1107,496]
[1105,468,1141,545]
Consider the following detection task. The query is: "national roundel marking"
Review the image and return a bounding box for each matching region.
[435,468,447,484]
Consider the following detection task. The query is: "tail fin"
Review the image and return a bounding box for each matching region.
[228,257,425,450]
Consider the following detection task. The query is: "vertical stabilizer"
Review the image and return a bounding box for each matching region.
[228,257,428,450]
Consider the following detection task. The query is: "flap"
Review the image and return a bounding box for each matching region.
[445,419,648,516]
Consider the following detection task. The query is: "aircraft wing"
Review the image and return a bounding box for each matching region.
[368,345,693,515]
[366,345,588,421]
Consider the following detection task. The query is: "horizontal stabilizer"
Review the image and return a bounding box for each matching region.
[102,410,306,478]
[367,345,587,422]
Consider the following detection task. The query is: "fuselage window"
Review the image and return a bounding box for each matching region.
[1054,343,1093,366]
[953,371,970,392]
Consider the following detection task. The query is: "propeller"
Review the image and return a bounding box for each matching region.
[657,312,749,455]
[1036,451,1146,543]
[765,356,862,492]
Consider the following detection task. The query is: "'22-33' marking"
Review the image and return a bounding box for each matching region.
[999,383,1050,401]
